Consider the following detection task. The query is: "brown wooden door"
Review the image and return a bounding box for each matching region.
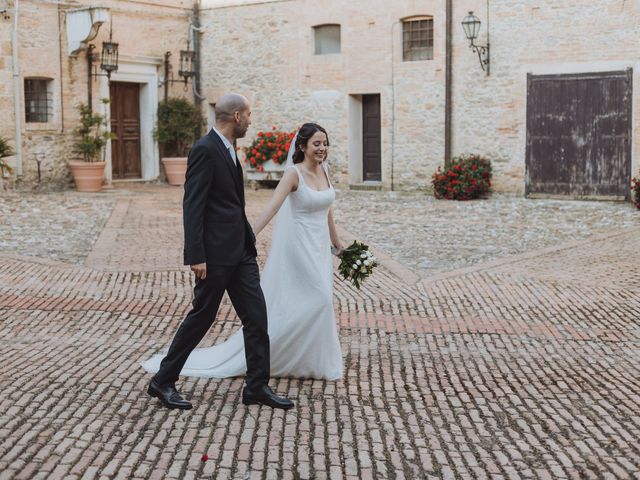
[526,70,632,198]
[110,82,141,179]
[362,94,381,181]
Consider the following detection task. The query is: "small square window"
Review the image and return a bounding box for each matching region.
[402,17,434,61]
[314,24,341,55]
[24,78,53,123]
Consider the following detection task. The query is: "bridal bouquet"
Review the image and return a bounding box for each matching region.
[337,241,378,289]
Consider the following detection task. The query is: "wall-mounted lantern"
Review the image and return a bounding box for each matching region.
[178,45,196,83]
[461,11,490,75]
[160,40,197,102]
[87,24,119,109]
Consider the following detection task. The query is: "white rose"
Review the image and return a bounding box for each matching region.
[364,260,370,266]
[352,264,358,269]
[356,260,361,265]
[360,253,367,258]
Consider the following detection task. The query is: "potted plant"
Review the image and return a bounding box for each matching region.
[243,127,296,185]
[70,99,115,192]
[154,98,205,186]
[0,136,14,180]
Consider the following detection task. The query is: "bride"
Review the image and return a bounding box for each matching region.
[143,122,344,380]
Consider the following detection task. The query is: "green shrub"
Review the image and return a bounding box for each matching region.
[632,176,640,209]
[72,100,116,162]
[0,136,14,174]
[432,154,492,200]
[154,98,205,157]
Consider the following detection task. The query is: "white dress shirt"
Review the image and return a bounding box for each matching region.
[212,126,237,165]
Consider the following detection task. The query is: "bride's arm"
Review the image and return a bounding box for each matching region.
[252,168,299,236]
[328,207,343,252]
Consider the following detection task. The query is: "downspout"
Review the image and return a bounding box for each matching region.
[444,0,452,166]
[11,0,22,177]
[192,0,204,136]
[390,21,397,191]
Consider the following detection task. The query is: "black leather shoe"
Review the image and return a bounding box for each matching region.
[147,378,192,410]
[242,385,294,410]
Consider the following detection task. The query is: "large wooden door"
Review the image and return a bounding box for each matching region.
[110,82,141,179]
[526,70,632,198]
[362,94,381,182]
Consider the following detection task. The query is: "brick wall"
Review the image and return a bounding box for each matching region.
[0,0,194,188]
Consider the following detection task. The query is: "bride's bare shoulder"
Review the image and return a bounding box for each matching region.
[282,166,300,192]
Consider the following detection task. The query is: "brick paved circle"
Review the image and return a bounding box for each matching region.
[1,185,639,479]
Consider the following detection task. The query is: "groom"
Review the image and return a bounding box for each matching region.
[147,93,293,410]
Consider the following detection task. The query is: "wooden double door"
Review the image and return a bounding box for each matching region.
[526,70,632,198]
[110,82,142,179]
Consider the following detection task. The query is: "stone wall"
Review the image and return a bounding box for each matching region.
[451,0,640,194]
[201,0,640,193]
[0,0,194,188]
[200,0,446,190]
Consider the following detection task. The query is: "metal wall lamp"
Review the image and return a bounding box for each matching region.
[87,24,119,108]
[160,41,197,102]
[462,11,490,75]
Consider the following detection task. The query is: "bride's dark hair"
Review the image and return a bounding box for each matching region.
[292,123,330,164]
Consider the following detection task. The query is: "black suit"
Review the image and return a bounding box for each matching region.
[154,129,269,391]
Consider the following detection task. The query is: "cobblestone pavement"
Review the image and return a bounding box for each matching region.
[1,184,639,479]
[333,190,639,278]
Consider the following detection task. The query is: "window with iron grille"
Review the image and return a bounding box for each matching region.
[24,78,52,123]
[314,24,341,55]
[402,17,434,61]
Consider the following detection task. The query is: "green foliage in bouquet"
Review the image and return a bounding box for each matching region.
[243,128,296,171]
[432,154,492,200]
[632,175,640,209]
[337,241,378,290]
[0,136,14,174]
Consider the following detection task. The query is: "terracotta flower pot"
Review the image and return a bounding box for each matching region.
[69,161,105,192]
[162,157,188,186]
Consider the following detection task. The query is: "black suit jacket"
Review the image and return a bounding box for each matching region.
[183,129,256,266]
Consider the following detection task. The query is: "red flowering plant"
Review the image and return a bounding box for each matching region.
[431,154,492,200]
[242,127,296,172]
[632,176,640,209]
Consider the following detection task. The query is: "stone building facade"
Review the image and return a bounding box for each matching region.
[1,0,638,197]
[0,0,195,188]
[200,0,640,196]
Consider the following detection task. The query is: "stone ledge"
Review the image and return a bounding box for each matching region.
[348,183,384,191]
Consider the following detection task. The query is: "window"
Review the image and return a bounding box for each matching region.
[24,78,53,123]
[314,24,341,55]
[402,17,434,61]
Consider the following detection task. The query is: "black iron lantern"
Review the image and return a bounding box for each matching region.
[100,40,119,78]
[462,11,481,41]
[87,23,119,109]
[178,47,196,84]
[461,11,490,75]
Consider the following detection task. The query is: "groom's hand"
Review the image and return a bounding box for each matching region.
[191,263,207,280]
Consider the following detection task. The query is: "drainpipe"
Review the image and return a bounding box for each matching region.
[390,21,398,191]
[11,0,23,177]
[192,0,204,136]
[444,0,452,166]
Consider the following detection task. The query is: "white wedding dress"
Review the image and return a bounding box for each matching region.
[142,164,343,381]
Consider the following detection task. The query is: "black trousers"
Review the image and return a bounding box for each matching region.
[154,248,270,391]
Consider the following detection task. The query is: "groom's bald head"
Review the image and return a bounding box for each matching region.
[214,93,251,139]
[215,93,249,123]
